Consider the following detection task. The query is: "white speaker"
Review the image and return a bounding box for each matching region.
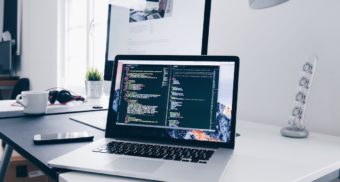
[281,56,318,138]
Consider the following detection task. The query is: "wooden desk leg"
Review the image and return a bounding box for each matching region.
[0,145,13,181]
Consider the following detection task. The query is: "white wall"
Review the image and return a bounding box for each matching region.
[19,0,61,91]
[209,0,340,136]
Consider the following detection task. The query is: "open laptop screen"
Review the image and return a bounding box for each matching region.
[107,55,239,148]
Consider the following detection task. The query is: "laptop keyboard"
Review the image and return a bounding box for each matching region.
[93,141,215,164]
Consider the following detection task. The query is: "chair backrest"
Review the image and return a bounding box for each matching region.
[11,78,30,99]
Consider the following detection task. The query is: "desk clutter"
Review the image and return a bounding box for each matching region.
[13,89,85,114]
[0,90,108,119]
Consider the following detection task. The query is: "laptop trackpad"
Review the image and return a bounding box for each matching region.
[109,158,163,173]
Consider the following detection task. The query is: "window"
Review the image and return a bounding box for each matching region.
[61,0,108,92]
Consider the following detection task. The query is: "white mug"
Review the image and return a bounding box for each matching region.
[16,91,49,114]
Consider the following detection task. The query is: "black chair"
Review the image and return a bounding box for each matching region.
[2,78,30,148]
[11,78,30,99]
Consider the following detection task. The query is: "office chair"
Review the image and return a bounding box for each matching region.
[11,78,30,99]
[2,78,30,148]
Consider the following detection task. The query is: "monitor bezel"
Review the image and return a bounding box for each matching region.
[105,55,239,149]
[104,0,212,81]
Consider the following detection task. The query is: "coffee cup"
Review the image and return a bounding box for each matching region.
[16,91,49,114]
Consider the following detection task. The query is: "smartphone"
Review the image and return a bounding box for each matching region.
[33,131,94,145]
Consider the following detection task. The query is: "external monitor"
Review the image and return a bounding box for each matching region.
[104,0,211,81]
[0,40,12,75]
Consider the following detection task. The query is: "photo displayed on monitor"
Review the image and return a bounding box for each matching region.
[112,60,236,144]
[104,0,211,80]
[129,0,173,23]
[0,41,12,75]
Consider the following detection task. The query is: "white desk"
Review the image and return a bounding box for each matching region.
[59,120,340,182]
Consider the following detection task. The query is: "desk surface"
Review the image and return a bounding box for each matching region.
[0,112,105,180]
[60,121,340,182]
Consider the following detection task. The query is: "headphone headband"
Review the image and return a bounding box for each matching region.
[48,89,85,104]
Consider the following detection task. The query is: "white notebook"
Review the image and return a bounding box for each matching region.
[70,111,108,131]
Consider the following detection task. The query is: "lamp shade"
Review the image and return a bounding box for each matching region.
[249,0,289,9]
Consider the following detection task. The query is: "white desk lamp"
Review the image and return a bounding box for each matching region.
[249,0,289,9]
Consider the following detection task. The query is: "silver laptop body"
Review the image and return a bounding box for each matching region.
[49,55,240,182]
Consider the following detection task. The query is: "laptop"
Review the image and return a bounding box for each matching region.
[49,55,240,182]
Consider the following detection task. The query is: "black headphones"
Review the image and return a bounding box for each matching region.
[48,89,85,104]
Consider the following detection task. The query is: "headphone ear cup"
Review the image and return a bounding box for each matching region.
[49,90,59,104]
[57,90,74,103]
